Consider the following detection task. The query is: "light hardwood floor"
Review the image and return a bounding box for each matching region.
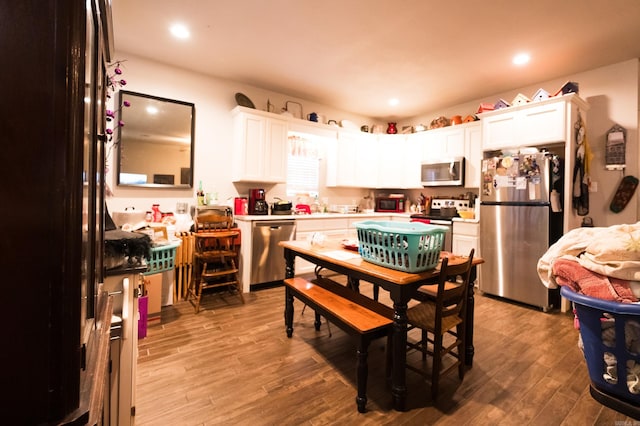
[135,281,635,425]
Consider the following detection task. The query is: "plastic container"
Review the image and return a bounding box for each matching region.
[151,204,162,222]
[138,295,148,339]
[561,286,640,417]
[354,221,447,273]
[144,241,180,275]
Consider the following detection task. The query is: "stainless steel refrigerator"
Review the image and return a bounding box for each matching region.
[479,149,564,311]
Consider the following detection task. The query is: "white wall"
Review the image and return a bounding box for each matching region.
[106,52,376,215]
[108,52,639,229]
[404,58,640,228]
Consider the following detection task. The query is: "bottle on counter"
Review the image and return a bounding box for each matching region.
[197,181,205,206]
[151,204,162,222]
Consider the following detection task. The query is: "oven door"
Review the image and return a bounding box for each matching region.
[421,157,465,187]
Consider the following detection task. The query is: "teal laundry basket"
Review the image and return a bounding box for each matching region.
[354,221,447,273]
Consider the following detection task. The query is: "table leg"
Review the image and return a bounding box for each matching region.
[284,248,295,280]
[390,294,409,411]
[347,276,360,292]
[465,265,477,366]
[356,339,370,413]
[285,287,294,338]
[284,248,295,338]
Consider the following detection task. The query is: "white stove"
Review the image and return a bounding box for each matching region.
[430,198,471,211]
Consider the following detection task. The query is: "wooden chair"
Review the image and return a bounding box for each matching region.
[186,213,244,313]
[405,248,475,400]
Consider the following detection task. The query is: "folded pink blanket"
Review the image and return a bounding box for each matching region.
[553,258,638,303]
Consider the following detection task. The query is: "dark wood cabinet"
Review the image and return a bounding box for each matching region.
[0,0,113,423]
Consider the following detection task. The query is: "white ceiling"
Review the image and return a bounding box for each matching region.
[112,0,640,121]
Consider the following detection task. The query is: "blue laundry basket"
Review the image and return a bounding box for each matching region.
[561,286,640,419]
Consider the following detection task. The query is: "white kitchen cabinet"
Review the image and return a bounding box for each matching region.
[480,109,517,151]
[464,122,482,188]
[481,93,588,150]
[104,269,143,426]
[326,130,420,189]
[438,126,465,157]
[452,221,479,254]
[357,133,379,188]
[452,220,480,286]
[326,130,378,188]
[377,134,421,189]
[416,125,465,162]
[231,106,288,183]
[412,121,481,188]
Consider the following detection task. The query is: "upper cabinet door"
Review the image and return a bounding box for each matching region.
[481,110,518,150]
[376,134,421,189]
[481,94,587,151]
[518,101,565,145]
[464,122,482,188]
[326,131,359,187]
[232,106,288,183]
[417,125,465,161]
[265,118,288,182]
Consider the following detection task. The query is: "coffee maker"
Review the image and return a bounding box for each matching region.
[248,188,268,215]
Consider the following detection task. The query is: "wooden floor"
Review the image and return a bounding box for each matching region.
[135,280,635,425]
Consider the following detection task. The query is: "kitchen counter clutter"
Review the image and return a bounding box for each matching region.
[235,211,479,292]
[235,212,411,291]
[234,212,411,222]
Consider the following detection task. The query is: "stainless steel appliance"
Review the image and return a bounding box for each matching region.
[409,198,471,252]
[375,196,406,213]
[248,188,269,215]
[479,148,564,311]
[251,220,296,284]
[421,157,465,187]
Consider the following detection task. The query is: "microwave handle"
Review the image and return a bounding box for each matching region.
[449,161,455,177]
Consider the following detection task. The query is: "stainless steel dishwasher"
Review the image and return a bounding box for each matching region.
[251,220,296,284]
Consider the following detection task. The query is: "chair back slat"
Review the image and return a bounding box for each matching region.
[435,249,475,322]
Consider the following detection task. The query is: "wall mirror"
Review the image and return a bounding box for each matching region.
[117,90,195,188]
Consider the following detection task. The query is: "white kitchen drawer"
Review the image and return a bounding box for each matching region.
[453,221,479,237]
[295,217,350,232]
[295,219,326,232]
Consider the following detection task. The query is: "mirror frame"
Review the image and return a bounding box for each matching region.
[116,90,195,189]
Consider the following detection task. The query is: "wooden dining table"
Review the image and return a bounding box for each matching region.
[280,239,483,411]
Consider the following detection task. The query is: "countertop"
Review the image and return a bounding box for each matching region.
[452,217,480,224]
[234,212,480,223]
[234,212,412,222]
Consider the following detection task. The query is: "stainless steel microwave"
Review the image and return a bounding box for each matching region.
[421,157,465,187]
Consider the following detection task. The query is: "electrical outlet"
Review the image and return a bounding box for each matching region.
[589,181,598,192]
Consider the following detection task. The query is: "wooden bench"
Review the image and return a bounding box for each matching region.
[284,277,394,413]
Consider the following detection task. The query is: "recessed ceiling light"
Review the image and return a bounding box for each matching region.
[388,98,399,107]
[170,23,190,40]
[513,53,530,66]
[146,106,159,115]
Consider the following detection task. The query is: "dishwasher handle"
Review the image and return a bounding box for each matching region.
[253,221,296,229]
